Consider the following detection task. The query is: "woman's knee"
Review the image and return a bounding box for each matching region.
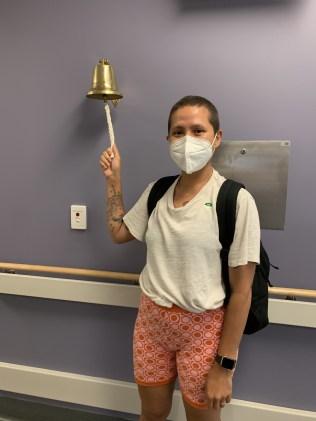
[140,408,170,421]
[141,402,172,420]
[138,382,175,420]
[183,398,221,421]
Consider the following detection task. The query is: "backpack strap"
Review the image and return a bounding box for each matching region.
[216,179,245,303]
[147,175,179,217]
[217,179,245,250]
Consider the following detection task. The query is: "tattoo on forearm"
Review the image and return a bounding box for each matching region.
[107,183,125,232]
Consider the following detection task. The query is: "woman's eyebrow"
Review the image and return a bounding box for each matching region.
[191,124,206,129]
[171,125,185,130]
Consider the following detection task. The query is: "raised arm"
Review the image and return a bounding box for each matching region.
[99,143,135,244]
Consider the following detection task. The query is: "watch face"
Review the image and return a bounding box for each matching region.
[222,357,236,370]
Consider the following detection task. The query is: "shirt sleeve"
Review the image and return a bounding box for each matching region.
[123,181,156,242]
[228,188,261,267]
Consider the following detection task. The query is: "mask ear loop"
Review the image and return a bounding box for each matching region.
[211,132,218,149]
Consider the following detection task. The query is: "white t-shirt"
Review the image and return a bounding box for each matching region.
[123,169,260,313]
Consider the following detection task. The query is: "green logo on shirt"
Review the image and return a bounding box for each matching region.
[204,202,213,207]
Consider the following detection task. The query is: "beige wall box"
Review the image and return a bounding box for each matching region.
[70,205,87,230]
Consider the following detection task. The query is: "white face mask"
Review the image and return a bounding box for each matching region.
[169,134,217,174]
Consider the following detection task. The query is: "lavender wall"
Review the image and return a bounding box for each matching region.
[0,0,315,413]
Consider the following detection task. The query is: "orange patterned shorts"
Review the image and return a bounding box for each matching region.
[133,292,225,409]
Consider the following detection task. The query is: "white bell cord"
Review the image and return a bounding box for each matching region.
[104,102,115,147]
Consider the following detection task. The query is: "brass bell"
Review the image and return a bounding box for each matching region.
[86,58,123,103]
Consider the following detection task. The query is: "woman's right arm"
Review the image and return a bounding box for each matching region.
[100,144,135,244]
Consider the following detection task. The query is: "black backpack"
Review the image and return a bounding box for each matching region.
[147,175,275,335]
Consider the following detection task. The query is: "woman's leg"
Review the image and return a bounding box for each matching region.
[176,307,225,415]
[138,381,176,421]
[183,399,221,421]
[133,294,178,420]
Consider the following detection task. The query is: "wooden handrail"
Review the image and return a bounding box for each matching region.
[268,287,316,299]
[0,262,139,282]
[1,262,316,299]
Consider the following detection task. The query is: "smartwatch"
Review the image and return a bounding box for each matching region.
[215,354,237,371]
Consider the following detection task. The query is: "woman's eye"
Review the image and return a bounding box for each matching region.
[194,129,204,135]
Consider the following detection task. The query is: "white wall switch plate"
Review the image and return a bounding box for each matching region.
[71,205,87,230]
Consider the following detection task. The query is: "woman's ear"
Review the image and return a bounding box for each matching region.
[214,129,223,150]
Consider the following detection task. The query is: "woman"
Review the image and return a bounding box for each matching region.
[99,96,260,421]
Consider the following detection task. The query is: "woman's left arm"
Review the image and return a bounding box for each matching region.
[206,262,256,410]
